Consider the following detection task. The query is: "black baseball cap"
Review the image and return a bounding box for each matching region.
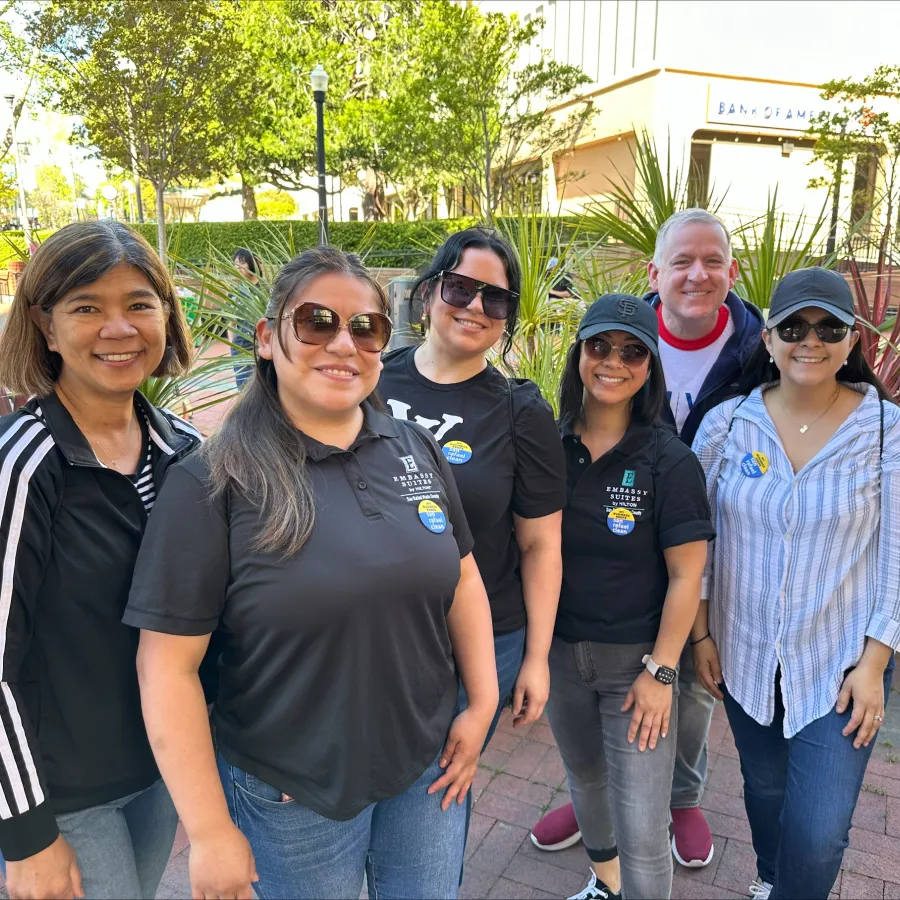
[766,267,856,328]
[577,293,659,357]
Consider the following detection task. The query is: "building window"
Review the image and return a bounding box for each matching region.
[349,207,359,221]
[851,149,879,232]
[688,140,712,208]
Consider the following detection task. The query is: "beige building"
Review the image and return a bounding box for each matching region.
[476,0,900,242]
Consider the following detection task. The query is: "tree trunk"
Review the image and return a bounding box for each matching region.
[481,106,493,223]
[155,182,167,267]
[240,170,258,220]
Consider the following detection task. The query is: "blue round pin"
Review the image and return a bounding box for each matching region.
[418,499,447,533]
[740,451,770,478]
[442,440,473,465]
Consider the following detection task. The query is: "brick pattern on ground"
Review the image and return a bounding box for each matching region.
[2,694,898,899]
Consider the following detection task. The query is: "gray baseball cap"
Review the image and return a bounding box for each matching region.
[767,267,856,327]
[577,293,659,357]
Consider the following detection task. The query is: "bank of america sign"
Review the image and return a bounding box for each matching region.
[705,79,831,132]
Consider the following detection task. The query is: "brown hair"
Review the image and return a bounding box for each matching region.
[204,246,389,558]
[0,221,192,397]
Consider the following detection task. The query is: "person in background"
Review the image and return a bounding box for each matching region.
[230,247,263,389]
[691,267,899,900]
[124,247,498,900]
[532,209,762,871]
[380,227,565,745]
[0,222,198,899]
[545,294,713,900]
[548,257,575,302]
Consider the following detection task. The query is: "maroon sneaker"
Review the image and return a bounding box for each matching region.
[530,802,582,851]
[671,807,714,867]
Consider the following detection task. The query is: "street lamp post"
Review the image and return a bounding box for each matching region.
[310,64,329,245]
[4,94,32,251]
[116,58,144,223]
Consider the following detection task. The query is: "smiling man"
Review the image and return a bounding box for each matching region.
[531,210,764,886]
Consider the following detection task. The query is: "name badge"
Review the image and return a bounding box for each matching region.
[740,451,769,478]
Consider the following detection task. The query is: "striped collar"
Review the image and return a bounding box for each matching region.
[27,390,196,468]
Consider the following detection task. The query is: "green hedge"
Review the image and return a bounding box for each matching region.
[131,219,481,268]
[0,231,57,268]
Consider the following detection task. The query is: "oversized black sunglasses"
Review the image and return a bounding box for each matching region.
[774,317,852,344]
[437,271,518,321]
[274,302,393,352]
[583,336,651,367]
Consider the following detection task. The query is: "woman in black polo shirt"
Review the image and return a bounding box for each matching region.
[546,294,713,900]
[380,227,565,742]
[125,247,498,900]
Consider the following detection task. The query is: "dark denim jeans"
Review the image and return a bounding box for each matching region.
[722,660,895,900]
[218,751,465,900]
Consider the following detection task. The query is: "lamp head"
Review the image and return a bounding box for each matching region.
[310,64,329,94]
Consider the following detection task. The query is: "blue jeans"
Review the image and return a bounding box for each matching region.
[230,333,254,388]
[671,640,716,808]
[722,661,894,900]
[0,779,177,899]
[218,751,466,900]
[457,626,526,749]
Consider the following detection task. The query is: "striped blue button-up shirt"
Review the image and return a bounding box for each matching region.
[692,384,900,737]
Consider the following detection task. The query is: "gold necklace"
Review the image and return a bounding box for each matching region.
[70,415,138,470]
[777,385,841,434]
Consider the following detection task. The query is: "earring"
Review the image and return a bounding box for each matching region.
[842,360,848,367]
[769,355,774,364]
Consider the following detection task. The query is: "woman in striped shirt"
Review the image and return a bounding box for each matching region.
[691,268,899,900]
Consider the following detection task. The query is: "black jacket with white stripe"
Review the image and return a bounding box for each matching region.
[0,391,200,861]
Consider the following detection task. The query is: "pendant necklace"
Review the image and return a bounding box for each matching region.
[777,385,841,434]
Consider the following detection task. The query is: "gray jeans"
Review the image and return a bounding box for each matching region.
[546,637,677,900]
[672,641,715,809]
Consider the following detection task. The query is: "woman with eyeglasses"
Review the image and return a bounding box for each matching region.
[549,295,713,900]
[691,268,899,900]
[123,247,498,900]
[380,228,565,748]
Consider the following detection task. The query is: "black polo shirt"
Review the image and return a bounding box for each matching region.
[379,347,567,635]
[557,419,714,644]
[124,403,474,821]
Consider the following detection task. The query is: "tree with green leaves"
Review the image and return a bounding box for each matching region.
[411,3,593,220]
[256,190,297,220]
[21,0,257,259]
[31,163,72,227]
[807,66,900,250]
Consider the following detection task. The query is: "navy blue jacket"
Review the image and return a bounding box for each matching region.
[643,289,764,446]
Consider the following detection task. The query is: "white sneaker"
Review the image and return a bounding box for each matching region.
[567,870,621,900]
[748,877,773,899]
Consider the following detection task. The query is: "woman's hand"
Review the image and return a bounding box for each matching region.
[428,706,492,810]
[7,835,83,900]
[623,670,674,752]
[693,636,724,701]
[188,823,258,900]
[837,663,887,749]
[511,653,550,727]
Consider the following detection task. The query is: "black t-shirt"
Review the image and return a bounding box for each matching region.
[124,404,474,821]
[379,347,567,635]
[556,419,714,644]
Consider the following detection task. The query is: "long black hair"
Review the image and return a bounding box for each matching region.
[411,226,522,358]
[558,338,667,428]
[736,331,895,402]
[233,247,262,277]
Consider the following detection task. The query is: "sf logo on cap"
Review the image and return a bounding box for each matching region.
[617,298,637,317]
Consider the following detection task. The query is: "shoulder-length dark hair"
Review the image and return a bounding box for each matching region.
[0,221,192,398]
[736,333,895,402]
[558,338,667,428]
[233,247,262,277]
[411,226,522,358]
[204,246,389,558]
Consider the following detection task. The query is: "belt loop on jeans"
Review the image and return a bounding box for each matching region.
[573,641,596,683]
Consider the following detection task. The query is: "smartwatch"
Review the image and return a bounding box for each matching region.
[642,654,677,685]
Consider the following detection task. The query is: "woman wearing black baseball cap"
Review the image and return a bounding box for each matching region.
[691,267,899,899]
[543,294,714,900]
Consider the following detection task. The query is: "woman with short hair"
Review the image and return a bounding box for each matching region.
[125,246,498,900]
[0,221,198,899]
[692,268,899,900]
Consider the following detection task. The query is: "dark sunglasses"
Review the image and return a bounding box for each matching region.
[437,271,518,321]
[275,302,392,353]
[583,336,652,367]
[774,317,851,344]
